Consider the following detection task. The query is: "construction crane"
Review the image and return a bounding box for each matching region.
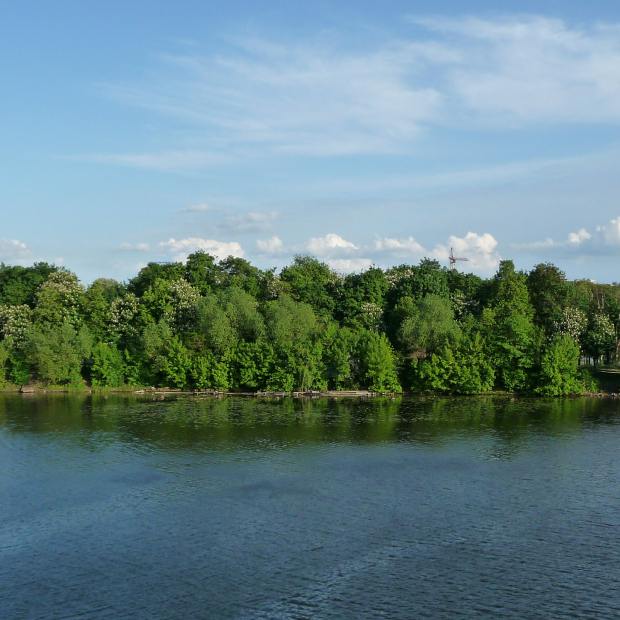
[448,247,469,271]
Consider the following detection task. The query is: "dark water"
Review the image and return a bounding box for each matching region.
[2,395,620,619]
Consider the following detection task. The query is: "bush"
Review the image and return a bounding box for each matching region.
[357,331,402,393]
[413,333,494,394]
[28,322,90,386]
[535,335,584,396]
[91,342,124,387]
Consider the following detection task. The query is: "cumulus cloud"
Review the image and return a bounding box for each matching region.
[300,230,499,274]
[119,242,150,252]
[369,231,500,273]
[598,217,620,245]
[0,239,31,262]
[374,236,425,255]
[568,228,592,245]
[327,258,374,273]
[431,232,500,272]
[160,237,244,262]
[306,233,358,255]
[256,235,284,254]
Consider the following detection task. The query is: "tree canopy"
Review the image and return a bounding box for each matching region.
[0,253,616,395]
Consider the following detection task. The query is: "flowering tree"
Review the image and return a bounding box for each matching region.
[34,271,84,326]
[0,304,32,347]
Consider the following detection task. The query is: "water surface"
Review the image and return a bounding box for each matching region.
[2,395,620,619]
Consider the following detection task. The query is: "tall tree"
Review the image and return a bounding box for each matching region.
[484,260,537,391]
[527,263,568,334]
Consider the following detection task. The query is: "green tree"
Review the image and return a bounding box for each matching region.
[91,342,125,387]
[194,296,235,356]
[84,279,124,340]
[128,261,185,297]
[184,252,223,295]
[527,263,569,334]
[230,341,274,391]
[322,324,356,389]
[221,287,264,341]
[142,321,193,388]
[357,331,401,392]
[397,294,461,357]
[219,256,265,298]
[484,260,536,391]
[0,262,57,307]
[339,267,388,329]
[386,259,450,303]
[536,335,584,395]
[190,350,230,391]
[583,313,615,364]
[0,341,8,387]
[108,293,141,346]
[413,332,494,394]
[34,270,85,326]
[28,321,92,386]
[280,256,340,317]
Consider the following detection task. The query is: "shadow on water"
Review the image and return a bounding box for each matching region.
[1,393,619,457]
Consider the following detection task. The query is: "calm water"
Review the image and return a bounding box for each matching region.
[2,395,620,619]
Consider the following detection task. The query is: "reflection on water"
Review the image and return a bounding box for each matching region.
[1,395,620,618]
[1,393,615,453]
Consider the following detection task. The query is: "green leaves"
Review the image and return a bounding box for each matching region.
[357,331,401,393]
[27,321,91,386]
[0,254,615,395]
[536,335,583,396]
[413,333,494,394]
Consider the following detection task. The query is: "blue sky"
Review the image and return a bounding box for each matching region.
[3,0,620,282]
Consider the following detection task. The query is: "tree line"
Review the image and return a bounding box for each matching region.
[0,254,617,395]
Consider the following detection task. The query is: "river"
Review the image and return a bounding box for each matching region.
[1,394,619,618]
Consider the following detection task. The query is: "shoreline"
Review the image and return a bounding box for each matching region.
[2,385,620,399]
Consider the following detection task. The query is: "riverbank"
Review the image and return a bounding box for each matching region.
[2,384,386,398]
[3,383,620,399]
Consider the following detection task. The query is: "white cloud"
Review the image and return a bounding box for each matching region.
[160,237,244,262]
[370,232,499,273]
[99,39,441,162]
[181,202,211,213]
[598,217,620,245]
[221,211,278,233]
[374,236,425,255]
[85,150,228,171]
[306,233,358,256]
[513,216,620,256]
[88,16,620,170]
[327,258,374,273]
[119,242,150,252]
[300,230,500,274]
[256,235,284,254]
[411,15,620,125]
[0,239,31,262]
[432,232,500,272]
[568,228,592,245]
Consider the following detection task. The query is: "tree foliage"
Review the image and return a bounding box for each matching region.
[0,253,615,395]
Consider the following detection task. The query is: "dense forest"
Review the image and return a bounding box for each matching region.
[0,254,618,395]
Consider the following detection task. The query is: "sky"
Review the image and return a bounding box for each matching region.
[3,0,620,283]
